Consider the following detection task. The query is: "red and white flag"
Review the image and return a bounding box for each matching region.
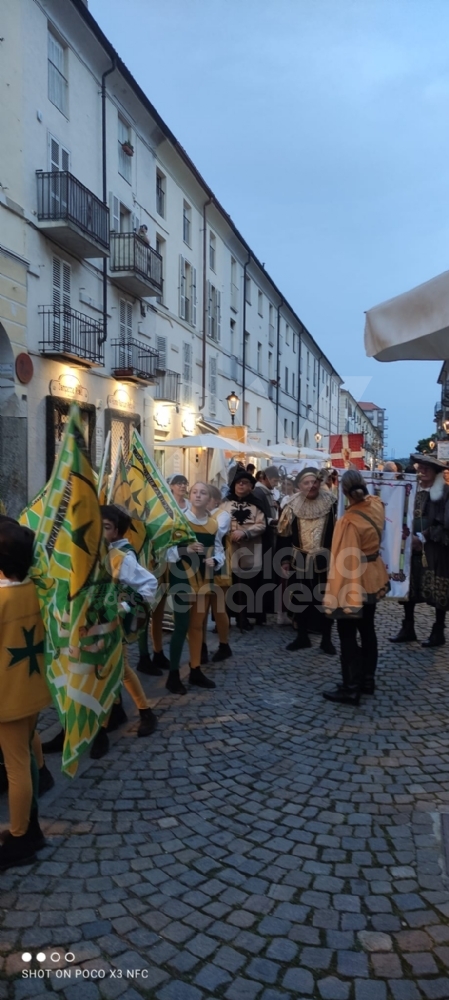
[330,433,365,469]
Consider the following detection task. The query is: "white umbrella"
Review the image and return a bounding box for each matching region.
[365,270,449,361]
[299,447,331,460]
[163,433,271,457]
[208,448,228,487]
[267,443,301,459]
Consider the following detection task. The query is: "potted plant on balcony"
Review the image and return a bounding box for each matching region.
[121,140,134,157]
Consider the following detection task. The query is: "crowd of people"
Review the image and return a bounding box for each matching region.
[0,453,448,871]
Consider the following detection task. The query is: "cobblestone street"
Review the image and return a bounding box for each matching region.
[1,601,449,1000]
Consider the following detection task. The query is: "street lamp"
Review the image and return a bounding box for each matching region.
[429,439,436,450]
[443,420,449,435]
[226,390,240,426]
[314,432,322,445]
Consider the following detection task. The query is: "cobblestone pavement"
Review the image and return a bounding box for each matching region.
[1,601,449,1000]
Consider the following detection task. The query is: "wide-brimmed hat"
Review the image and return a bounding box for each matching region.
[410,453,449,471]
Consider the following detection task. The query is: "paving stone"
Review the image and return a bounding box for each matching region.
[354,983,387,1000]
[194,963,232,990]
[318,979,351,1000]
[246,957,280,984]
[282,968,314,993]
[357,931,392,952]
[157,983,203,1000]
[225,978,263,1000]
[337,952,369,977]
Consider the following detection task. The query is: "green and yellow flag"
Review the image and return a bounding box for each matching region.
[127,428,196,561]
[107,439,147,557]
[19,483,49,532]
[97,430,111,506]
[29,406,123,776]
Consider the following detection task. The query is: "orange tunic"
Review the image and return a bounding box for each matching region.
[323,494,389,616]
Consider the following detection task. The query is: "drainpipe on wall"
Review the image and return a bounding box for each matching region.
[99,58,116,345]
[241,253,251,420]
[296,328,302,445]
[199,197,213,411]
[275,299,284,444]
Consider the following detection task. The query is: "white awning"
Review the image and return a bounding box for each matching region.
[365,270,449,361]
[163,433,271,456]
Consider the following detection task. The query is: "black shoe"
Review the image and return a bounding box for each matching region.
[0,832,36,870]
[286,635,311,651]
[106,696,128,732]
[201,643,209,665]
[89,728,109,759]
[362,678,375,695]
[153,650,170,670]
[238,617,253,633]
[422,628,445,648]
[165,671,187,695]
[137,654,162,677]
[323,685,361,706]
[28,809,46,852]
[137,708,158,738]
[389,623,417,643]
[41,729,64,755]
[38,764,55,798]
[212,643,232,662]
[189,668,216,690]
[320,638,337,656]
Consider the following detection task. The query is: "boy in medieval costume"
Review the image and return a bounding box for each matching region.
[278,467,337,655]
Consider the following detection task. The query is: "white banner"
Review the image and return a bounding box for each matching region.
[337,473,417,600]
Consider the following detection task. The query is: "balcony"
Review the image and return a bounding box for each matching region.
[109,233,163,298]
[39,305,104,367]
[155,370,181,404]
[111,338,159,385]
[36,171,109,258]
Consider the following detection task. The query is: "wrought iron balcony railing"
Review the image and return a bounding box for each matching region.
[110,233,163,292]
[36,171,109,252]
[155,370,181,404]
[111,338,159,384]
[39,305,104,366]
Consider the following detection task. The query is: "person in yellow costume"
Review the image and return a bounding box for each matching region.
[0,521,51,871]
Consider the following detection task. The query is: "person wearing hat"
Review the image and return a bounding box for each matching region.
[278,467,337,654]
[390,454,449,648]
[220,469,268,631]
[167,474,190,512]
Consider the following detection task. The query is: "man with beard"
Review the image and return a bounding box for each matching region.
[390,454,449,648]
[278,467,337,655]
[220,469,267,631]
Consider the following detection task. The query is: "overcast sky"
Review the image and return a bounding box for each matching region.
[90,0,449,457]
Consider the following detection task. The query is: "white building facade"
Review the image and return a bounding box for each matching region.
[0,0,342,513]
[339,390,383,468]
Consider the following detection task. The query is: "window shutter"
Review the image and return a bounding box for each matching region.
[119,299,126,342]
[215,289,221,341]
[109,193,120,231]
[62,262,71,308]
[61,147,69,172]
[179,255,186,320]
[126,301,133,337]
[50,135,60,172]
[191,267,197,327]
[207,280,212,337]
[182,341,192,404]
[52,256,61,307]
[156,335,167,371]
[209,357,217,414]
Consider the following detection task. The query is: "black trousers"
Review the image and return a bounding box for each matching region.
[337,604,377,687]
[404,601,446,630]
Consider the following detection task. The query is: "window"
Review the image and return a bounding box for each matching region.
[306,383,309,406]
[118,116,132,183]
[286,323,290,346]
[207,282,221,340]
[209,357,217,415]
[257,407,262,430]
[156,170,166,218]
[119,298,133,368]
[230,318,235,355]
[209,232,216,271]
[183,201,191,245]
[48,31,67,116]
[258,290,263,317]
[244,401,250,426]
[245,276,251,304]
[49,135,70,215]
[268,305,275,345]
[156,335,167,371]
[313,359,317,387]
[244,330,250,364]
[257,342,262,374]
[291,421,295,440]
[307,351,310,378]
[268,351,273,379]
[284,418,288,438]
[179,256,197,326]
[231,257,238,312]
[293,333,297,354]
[156,235,165,303]
[292,372,295,397]
[52,255,71,348]
[230,354,238,380]
[285,366,288,392]
[279,333,283,354]
[182,341,192,404]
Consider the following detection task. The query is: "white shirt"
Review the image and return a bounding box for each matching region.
[166,509,225,568]
[109,539,158,602]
